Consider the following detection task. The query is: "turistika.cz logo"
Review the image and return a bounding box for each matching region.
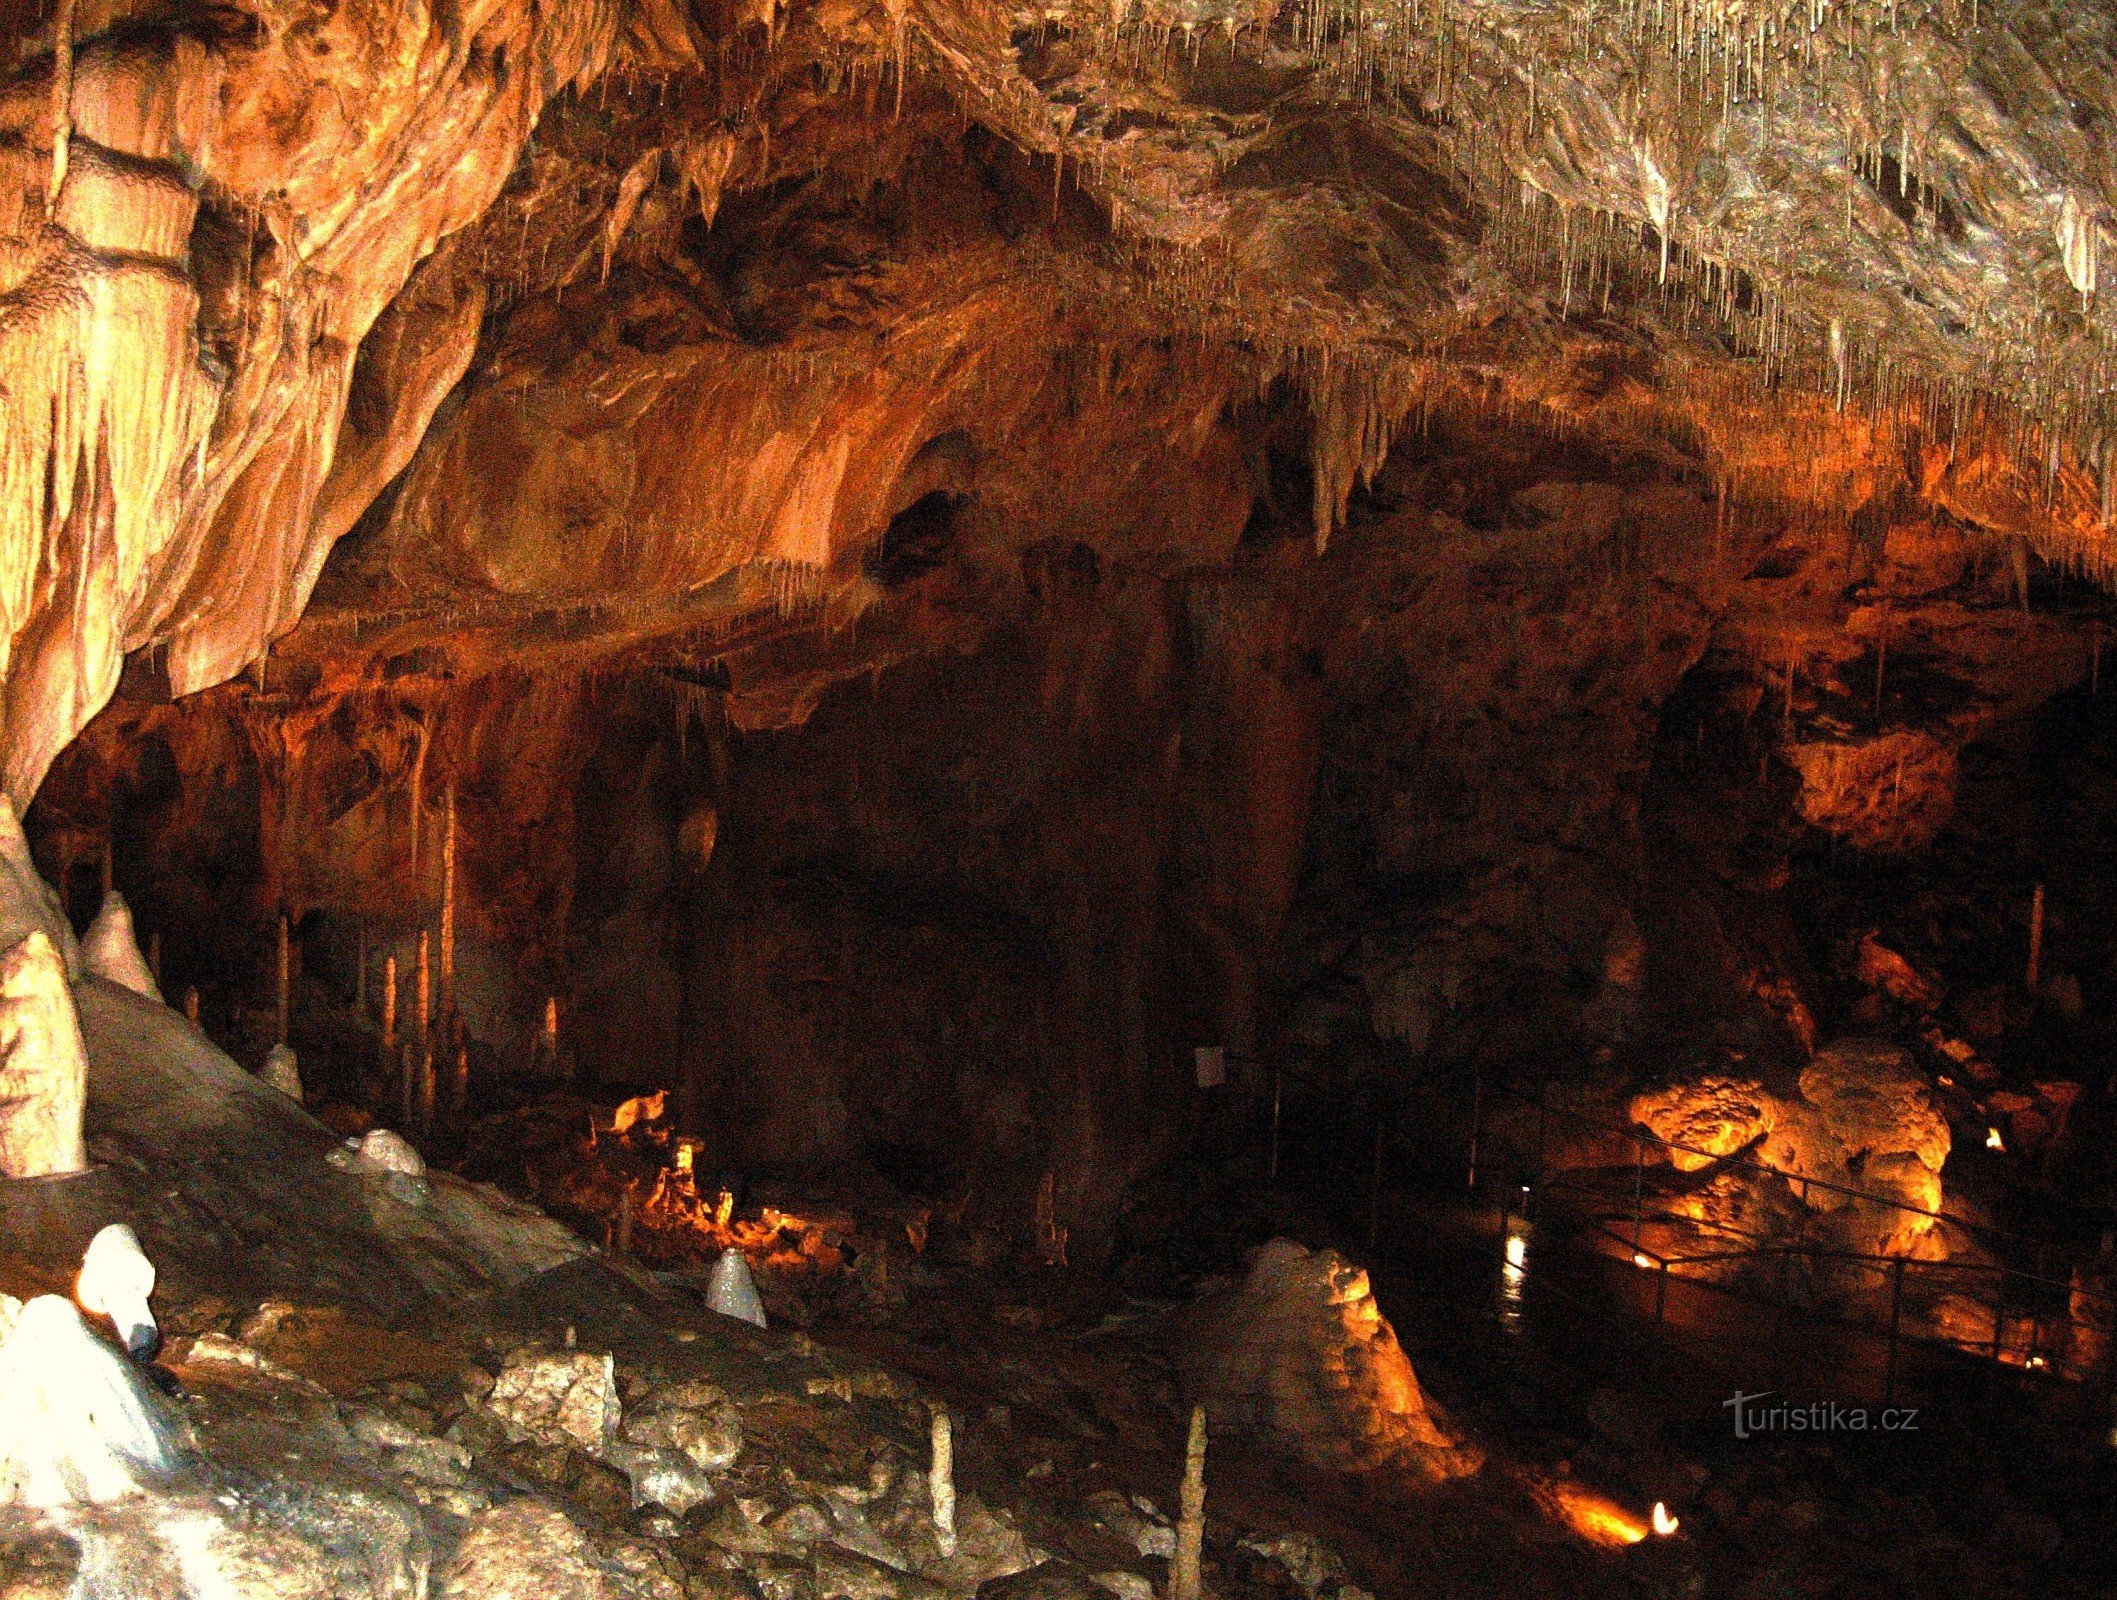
[1723,1391,1919,1439]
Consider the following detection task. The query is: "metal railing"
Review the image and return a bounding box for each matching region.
[1254,1061,2117,1438]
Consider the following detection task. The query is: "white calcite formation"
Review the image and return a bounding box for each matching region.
[0,931,89,1179]
[261,1043,305,1104]
[81,890,161,1001]
[0,1295,181,1507]
[77,1223,159,1360]
[706,1247,768,1328]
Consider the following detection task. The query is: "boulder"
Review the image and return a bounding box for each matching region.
[1181,1239,1481,1478]
[618,1379,743,1472]
[437,1502,678,1599]
[330,1129,426,1177]
[487,1347,621,1454]
[603,1439,714,1515]
[0,932,88,1178]
[81,890,160,1000]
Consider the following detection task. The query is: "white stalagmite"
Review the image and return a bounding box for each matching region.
[76,1223,158,1360]
[705,1247,768,1328]
[0,932,89,1179]
[2060,192,2100,306]
[930,1407,958,1557]
[82,890,161,1000]
[261,1043,304,1104]
[0,1295,181,1506]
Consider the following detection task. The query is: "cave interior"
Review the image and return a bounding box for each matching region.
[1,1,2116,1597]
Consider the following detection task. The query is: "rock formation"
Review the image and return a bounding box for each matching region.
[81,888,159,1000]
[260,1041,304,1103]
[1181,1239,1481,1480]
[0,931,87,1179]
[1631,1039,1953,1256]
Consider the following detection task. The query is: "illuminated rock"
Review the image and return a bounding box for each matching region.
[77,1223,159,1360]
[1795,1040,1952,1177]
[329,1129,426,1177]
[0,802,78,981]
[1629,1077,1774,1172]
[81,890,160,1001]
[0,932,89,1179]
[487,1347,621,1454]
[1182,1239,1480,1479]
[0,1295,181,1507]
[437,1501,667,1600]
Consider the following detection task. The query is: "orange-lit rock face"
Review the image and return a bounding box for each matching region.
[0,0,2113,821]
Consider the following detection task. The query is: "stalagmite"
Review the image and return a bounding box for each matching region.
[76,1224,158,1360]
[0,801,78,980]
[440,781,458,1006]
[706,1247,768,1327]
[2028,884,2046,990]
[930,1407,958,1557]
[182,987,199,1025]
[0,1296,180,1507]
[0,933,88,1180]
[417,931,432,1040]
[383,954,399,1048]
[261,1043,304,1105]
[81,891,161,1001]
[275,915,293,1045]
[1170,1404,1207,1600]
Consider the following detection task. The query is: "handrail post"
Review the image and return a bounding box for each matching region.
[1771,1250,1790,1389]
[1885,1256,1905,1407]
[1631,1138,1646,1254]
[1466,1068,1482,1192]
[1534,1078,1549,1187]
[1368,1102,1386,1248]
[1267,1067,1282,1184]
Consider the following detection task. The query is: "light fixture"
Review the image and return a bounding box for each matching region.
[1986,1127,2005,1152]
[1652,1502,1679,1537]
[1506,1234,1527,1269]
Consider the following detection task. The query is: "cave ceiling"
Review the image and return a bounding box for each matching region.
[0,0,2112,791]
